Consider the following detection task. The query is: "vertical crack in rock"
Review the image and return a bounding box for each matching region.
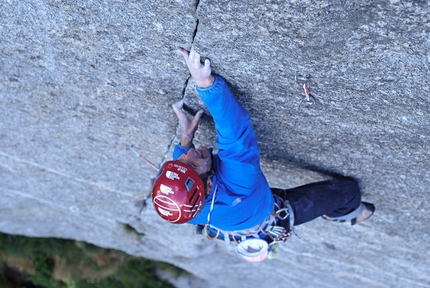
[180,76,191,100]
[194,0,201,14]
[180,0,201,101]
[192,18,200,42]
[160,0,202,168]
[191,0,201,51]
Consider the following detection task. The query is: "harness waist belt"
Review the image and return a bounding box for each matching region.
[203,199,295,243]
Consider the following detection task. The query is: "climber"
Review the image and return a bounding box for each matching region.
[151,47,375,261]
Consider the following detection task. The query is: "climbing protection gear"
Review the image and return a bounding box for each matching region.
[295,72,316,105]
[152,160,206,224]
[197,193,296,261]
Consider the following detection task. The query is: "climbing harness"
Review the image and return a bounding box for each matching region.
[198,190,295,262]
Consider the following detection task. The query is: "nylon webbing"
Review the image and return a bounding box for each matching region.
[206,185,218,225]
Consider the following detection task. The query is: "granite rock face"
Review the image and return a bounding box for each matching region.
[1,1,429,287]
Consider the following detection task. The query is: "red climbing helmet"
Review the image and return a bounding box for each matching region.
[152,160,206,224]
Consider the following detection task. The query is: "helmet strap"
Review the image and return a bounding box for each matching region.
[199,170,214,181]
[199,151,215,181]
[200,150,215,194]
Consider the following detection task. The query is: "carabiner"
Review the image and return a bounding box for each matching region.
[275,207,289,220]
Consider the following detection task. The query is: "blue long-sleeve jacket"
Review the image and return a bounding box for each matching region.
[173,75,274,231]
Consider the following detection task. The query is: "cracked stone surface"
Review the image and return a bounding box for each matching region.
[1,1,429,287]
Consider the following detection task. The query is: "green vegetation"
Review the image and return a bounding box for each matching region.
[0,232,177,288]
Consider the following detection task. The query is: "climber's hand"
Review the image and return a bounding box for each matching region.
[172,99,204,147]
[178,47,215,88]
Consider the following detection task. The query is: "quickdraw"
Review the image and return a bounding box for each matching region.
[295,72,316,105]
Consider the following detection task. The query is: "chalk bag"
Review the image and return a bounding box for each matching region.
[235,238,269,262]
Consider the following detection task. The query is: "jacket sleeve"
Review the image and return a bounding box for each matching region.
[196,75,264,195]
[172,143,194,160]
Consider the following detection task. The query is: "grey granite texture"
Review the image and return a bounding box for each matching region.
[1,0,429,287]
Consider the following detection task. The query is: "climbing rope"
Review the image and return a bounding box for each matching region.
[0,146,156,217]
[0,193,147,216]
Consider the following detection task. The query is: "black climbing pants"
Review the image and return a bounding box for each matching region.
[271,177,362,226]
